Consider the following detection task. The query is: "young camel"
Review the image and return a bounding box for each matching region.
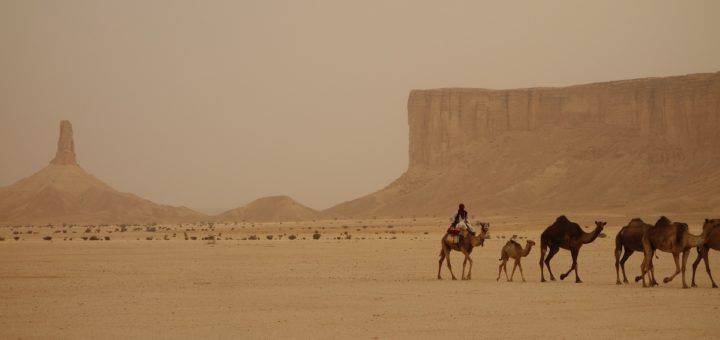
[539,216,606,283]
[615,218,657,285]
[640,216,706,289]
[497,239,535,282]
[691,219,720,288]
[438,223,489,280]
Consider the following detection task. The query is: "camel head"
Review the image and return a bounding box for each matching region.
[526,240,536,247]
[471,222,490,247]
[595,220,607,238]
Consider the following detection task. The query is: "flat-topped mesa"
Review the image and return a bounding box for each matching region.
[408,72,720,169]
[49,120,78,165]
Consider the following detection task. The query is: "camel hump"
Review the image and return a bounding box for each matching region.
[630,218,644,224]
[656,216,671,226]
[555,215,570,224]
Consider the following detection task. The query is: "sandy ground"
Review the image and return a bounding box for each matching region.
[1,215,719,339]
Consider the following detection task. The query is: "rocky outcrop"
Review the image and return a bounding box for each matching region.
[0,121,207,224]
[215,195,320,222]
[50,120,78,165]
[325,72,720,218]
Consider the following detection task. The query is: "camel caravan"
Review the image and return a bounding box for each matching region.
[438,209,720,289]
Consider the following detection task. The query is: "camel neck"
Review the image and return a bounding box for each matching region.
[522,243,533,256]
[580,227,602,244]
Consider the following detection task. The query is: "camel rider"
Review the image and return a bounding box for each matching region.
[451,203,476,235]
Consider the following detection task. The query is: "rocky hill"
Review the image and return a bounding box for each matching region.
[325,72,720,218]
[0,121,207,225]
[215,195,320,222]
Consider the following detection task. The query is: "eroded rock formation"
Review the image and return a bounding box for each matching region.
[325,72,720,218]
[49,120,78,165]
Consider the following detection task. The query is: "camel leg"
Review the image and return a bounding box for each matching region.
[445,250,457,280]
[615,245,622,285]
[649,255,658,286]
[703,248,718,288]
[466,255,473,280]
[638,260,657,284]
[503,260,510,281]
[560,248,581,283]
[539,242,547,282]
[518,261,526,282]
[462,255,468,280]
[691,247,703,287]
[438,248,445,280]
[497,259,505,281]
[509,259,518,282]
[545,246,560,281]
[681,250,691,289]
[663,252,681,284]
[620,249,633,284]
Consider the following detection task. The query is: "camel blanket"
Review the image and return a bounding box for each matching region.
[446,235,460,244]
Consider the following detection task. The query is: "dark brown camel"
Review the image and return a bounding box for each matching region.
[437,223,489,280]
[691,218,720,288]
[640,216,706,289]
[614,218,657,285]
[539,216,605,283]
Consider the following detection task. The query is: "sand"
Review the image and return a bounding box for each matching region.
[1,215,718,339]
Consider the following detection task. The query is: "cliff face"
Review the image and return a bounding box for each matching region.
[326,72,720,218]
[409,73,720,170]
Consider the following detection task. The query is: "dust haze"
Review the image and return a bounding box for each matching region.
[2,0,719,213]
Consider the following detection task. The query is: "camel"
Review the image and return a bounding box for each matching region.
[614,218,657,285]
[691,218,720,288]
[640,216,706,289]
[539,216,605,283]
[437,222,489,280]
[497,239,535,282]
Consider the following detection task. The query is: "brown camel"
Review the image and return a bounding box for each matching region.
[640,216,706,289]
[437,222,489,280]
[497,239,535,282]
[539,216,606,283]
[614,218,657,285]
[691,218,720,288]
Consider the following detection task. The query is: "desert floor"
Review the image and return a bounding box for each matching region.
[1,214,719,339]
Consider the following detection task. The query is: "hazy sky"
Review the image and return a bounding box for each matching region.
[1,0,719,213]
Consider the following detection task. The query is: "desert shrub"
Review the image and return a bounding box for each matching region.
[13,236,20,241]
[43,236,52,241]
[189,236,197,240]
[266,235,273,240]
[312,231,321,240]
[146,226,157,232]
[164,235,170,240]
[146,236,154,241]
[81,236,88,241]
[104,236,111,241]
[288,234,297,240]
[89,235,99,241]
[241,237,247,240]
[0,236,5,241]
[202,235,216,241]
[424,231,429,235]
[248,235,258,240]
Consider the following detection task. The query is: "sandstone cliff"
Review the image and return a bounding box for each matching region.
[0,121,207,224]
[325,72,720,218]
